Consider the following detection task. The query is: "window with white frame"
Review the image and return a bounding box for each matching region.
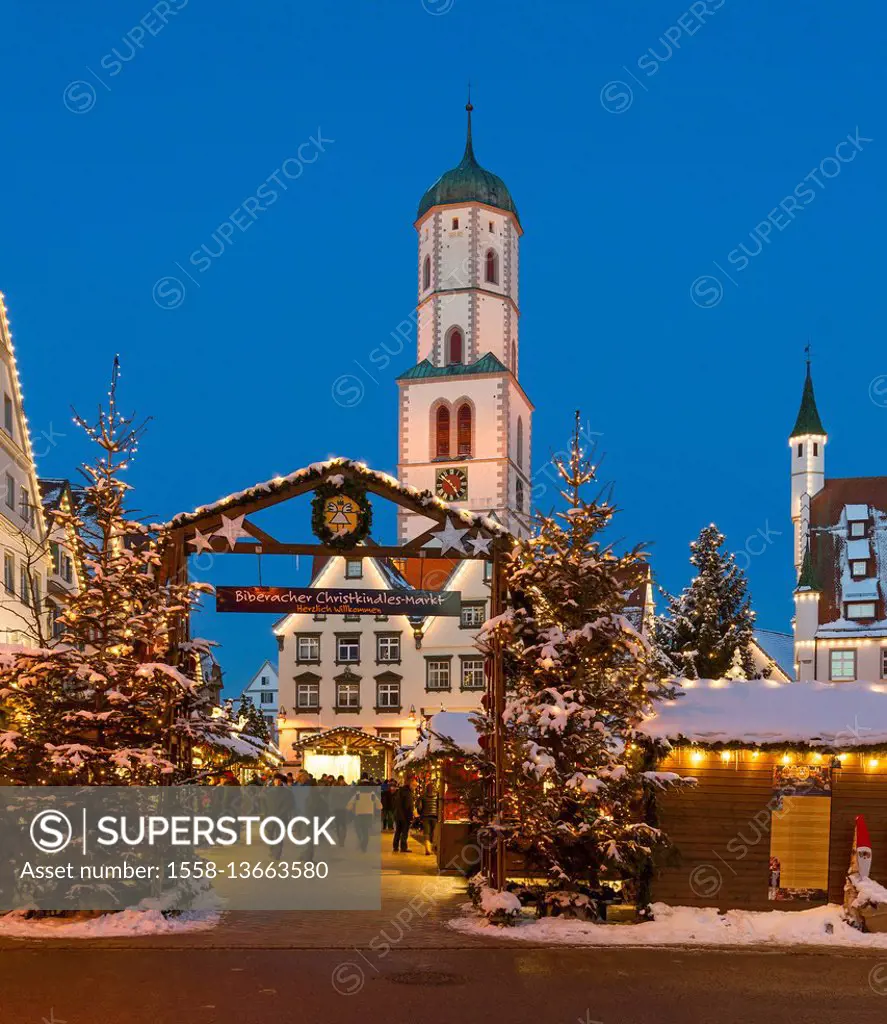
[3,394,12,435]
[296,635,320,662]
[336,635,360,663]
[851,560,869,578]
[260,675,269,686]
[296,680,320,709]
[336,681,360,709]
[830,649,856,681]
[345,559,363,579]
[376,727,402,743]
[460,602,485,628]
[882,647,887,679]
[461,658,485,690]
[850,521,866,538]
[5,474,14,510]
[376,678,400,709]
[846,602,876,620]
[4,552,14,595]
[259,691,274,705]
[376,634,401,663]
[426,658,451,690]
[19,566,29,607]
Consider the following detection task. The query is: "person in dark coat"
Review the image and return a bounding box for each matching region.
[392,778,415,853]
[417,782,439,856]
[380,780,396,832]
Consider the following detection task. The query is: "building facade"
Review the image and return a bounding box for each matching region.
[0,295,78,646]
[791,363,887,682]
[237,659,280,741]
[276,105,523,766]
[398,101,533,542]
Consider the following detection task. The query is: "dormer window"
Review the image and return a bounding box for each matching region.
[851,560,869,578]
[850,521,866,538]
[846,602,877,620]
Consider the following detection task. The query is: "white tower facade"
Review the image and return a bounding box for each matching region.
[789,363,827,572]
[398,103,533,542]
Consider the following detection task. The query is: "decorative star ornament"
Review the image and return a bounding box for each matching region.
[467,534,492,555]
[212,514,251,550]
[429,518,469,554]
[187,529,215,554]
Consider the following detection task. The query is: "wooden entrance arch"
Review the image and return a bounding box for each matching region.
[160,457,513,887]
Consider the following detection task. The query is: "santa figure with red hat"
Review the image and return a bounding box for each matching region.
[851,815,873,879]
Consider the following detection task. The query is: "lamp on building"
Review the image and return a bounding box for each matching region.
[408,705,416,721]
[277,705,287,729]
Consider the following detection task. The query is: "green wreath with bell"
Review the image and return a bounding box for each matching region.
[312,480,373,549]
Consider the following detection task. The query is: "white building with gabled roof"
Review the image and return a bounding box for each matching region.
[237,659,280,740]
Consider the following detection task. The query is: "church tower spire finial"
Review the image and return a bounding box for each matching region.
[462,83,475,165]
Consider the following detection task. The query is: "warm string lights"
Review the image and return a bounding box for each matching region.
[675,746,884,770]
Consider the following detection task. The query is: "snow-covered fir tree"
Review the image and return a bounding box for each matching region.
[657,523,760,680]
[0,360,221,785]
[238,695,270,744]
[480,413,693,901]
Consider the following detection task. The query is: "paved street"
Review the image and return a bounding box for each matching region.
[3,849,887,1024]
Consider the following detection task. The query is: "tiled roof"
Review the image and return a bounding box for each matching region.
[396,352,508,381]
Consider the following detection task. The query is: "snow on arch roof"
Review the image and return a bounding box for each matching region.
[638,678,887,749]
[165,457,511,537]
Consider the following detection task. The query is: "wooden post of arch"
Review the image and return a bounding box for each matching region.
[487,540,507,890]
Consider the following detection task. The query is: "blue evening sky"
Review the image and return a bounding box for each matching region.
[1,0,883,692]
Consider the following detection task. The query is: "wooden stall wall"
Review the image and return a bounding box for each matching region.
[829,759,887,903]
[653,752,775,910]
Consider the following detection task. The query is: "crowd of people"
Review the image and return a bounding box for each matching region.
[212,769,440,856]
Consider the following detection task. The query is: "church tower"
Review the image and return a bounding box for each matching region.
[789,359,827,573]
[397,100,533,542]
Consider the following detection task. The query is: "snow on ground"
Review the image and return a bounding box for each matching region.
[0,908,220,939]
[450,902,887,949]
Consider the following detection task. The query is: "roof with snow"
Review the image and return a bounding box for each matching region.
[805,483,887,634]
[753,628,794,679]
[396,710,483,767]
[166,457,512,540]
[639,678,887,749]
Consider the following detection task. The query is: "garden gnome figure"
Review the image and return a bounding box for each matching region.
[852,814,873,879]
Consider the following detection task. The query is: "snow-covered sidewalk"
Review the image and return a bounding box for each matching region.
[450,902,887,949]
[0,908,220,939]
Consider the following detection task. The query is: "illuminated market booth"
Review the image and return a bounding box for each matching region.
[641,678,887,911]
[397,710,484,872]
[291,725,399,782]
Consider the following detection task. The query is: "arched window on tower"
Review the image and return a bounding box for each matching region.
[485,248,499,284]
[448,329,463,365]
[457,404,472,457]
[511,341,517,374]
[423,255,431,291]
[516,479,524,513]
[517,417,523,469]
[436,406,451,458]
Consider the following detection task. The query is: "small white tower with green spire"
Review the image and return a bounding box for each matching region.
[789,354,827,573]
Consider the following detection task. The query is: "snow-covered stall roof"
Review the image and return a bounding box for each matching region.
[638,679,887,749]
[202,728,283,764]
[396,710,483,768]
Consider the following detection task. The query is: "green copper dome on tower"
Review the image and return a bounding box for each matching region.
[789,361,826,438]
[417,100,519,223]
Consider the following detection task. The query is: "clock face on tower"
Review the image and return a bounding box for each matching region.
[435,466,468,501]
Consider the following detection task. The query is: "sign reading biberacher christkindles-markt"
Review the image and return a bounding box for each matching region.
[215,586,462,616]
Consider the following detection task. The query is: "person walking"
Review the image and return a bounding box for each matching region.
[347,787,381,853]
[392,778,415,853]
[417,781,439,856]
[380,779,396,832]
